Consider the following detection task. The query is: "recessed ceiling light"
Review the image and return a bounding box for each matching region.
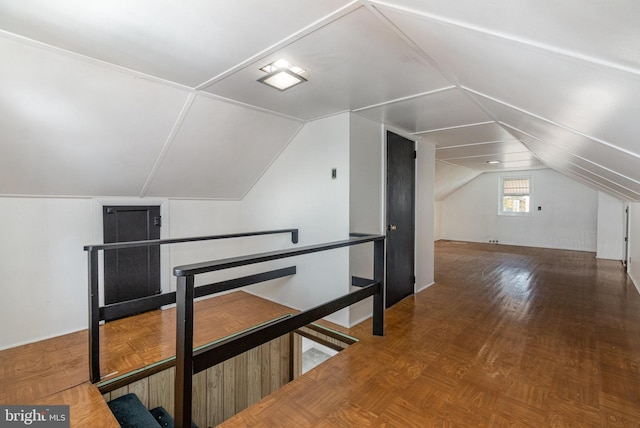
[487,160,501,164]
[259,59,307,91]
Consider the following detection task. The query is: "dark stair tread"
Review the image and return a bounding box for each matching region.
[107,393,160,428]
[106,393,199,428]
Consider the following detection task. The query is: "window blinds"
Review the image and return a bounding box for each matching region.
[503,178,530,196]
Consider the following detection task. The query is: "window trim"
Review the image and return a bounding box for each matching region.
[498,176,533,216]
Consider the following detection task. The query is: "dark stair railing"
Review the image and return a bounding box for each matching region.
[173,234,385,428]
[84,229,299,383]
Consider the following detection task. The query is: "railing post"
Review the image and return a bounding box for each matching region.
[373,239,384,336]
[175,275,194,428]
[88,249,101,383]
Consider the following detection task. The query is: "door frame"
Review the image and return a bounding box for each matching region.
[91,198,170,306]
[383,129,417,307]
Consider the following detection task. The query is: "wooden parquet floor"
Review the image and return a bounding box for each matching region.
[0,291,294,405]
[220,241,640,427]
[0,291,295,427]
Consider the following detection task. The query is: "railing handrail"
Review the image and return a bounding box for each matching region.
[173,233,385,428]
[174,234,383,277]
[99,267,296,322]
[84,228,298,251]
[85,228,299,383]
[191,282,381,374]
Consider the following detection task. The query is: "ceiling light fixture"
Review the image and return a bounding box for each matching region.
[258,59,307,91]
[487,160,501,164]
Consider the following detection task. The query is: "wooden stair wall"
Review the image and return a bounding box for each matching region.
[101,334,293,428]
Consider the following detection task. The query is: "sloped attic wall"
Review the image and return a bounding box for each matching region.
[0,34,303,199]
[379,2,640,202]
[435,160,481,201]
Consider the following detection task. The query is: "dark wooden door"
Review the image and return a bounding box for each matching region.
[625,205,630,270]
[103,205,161,305]
[385,131,415,308]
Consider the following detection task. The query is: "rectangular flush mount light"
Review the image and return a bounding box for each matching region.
[487,160,501,164]
[258,59,307,91]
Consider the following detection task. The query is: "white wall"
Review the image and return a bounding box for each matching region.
[348,114,384,326]
[0,197,93,348]
[434,201,442,241]
[596,191,625,260]
[349,114,384,238]
[439,169,598,251]
[239,113,351,326]
[415,138,435,292]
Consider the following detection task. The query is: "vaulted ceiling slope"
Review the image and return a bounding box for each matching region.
[1,1,639,201]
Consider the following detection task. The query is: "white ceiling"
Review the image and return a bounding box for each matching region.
[0,0,639,201]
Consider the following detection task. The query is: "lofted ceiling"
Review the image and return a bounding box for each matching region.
[1,1,639,201]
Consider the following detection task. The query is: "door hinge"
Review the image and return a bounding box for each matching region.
[413,275,416,284]
[154,216,162,227]
[414,150,417,159]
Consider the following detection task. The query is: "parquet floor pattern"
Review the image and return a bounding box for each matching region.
[221,241,640,427]
[0,291,295,428]
[0,291,294,405]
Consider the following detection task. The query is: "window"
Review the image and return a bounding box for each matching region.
[500,177,532,215]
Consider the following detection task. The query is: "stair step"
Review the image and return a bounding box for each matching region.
[107,393,160,427]
[107,393,199,428]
